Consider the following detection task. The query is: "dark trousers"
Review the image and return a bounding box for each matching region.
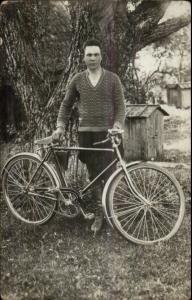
[78,132,124,207]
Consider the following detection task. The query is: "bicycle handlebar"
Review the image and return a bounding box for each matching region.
[108,128,124,136]
[93,129,124,146]
[34,129,124,146]
[93,137,110,146]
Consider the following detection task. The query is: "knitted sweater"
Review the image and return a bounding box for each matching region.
[57,68,125,131]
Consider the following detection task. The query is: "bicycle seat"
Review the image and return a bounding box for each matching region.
[34,136,53,145]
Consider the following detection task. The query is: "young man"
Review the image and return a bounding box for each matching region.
[52,38,125,234]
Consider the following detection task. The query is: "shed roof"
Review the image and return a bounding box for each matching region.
[166,84,180,89]
[180,82,191,89]
[166,82,191,89]
[126,105,169,118]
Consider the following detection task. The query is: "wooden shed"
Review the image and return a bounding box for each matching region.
[166,83,191,108]
[124,105,169,161]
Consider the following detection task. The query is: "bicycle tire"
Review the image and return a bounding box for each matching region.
[2,153,59,225]
[107,163,185,244]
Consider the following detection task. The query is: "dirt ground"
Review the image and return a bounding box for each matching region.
[0,106,191,300]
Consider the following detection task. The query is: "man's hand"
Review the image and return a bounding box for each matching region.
[113,122,124,138]
[52,127,65,142]
[113,121,123,130]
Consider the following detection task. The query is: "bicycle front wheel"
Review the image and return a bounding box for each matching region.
[107,163,185,244]
[2,153,58,225]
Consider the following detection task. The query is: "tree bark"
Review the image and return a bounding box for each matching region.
[138,15,191,51]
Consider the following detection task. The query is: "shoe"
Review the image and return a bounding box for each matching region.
[91,210,104,235]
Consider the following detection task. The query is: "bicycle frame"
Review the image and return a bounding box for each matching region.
[33,144,119,198]
[31,138,149,206]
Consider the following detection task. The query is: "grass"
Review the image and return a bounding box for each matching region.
[0,194,191,300]
[0,162,191,300]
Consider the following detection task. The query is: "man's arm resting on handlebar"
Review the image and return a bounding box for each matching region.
[52,126,65,141]
[113,121,123,130]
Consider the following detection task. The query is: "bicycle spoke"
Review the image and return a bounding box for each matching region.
[114,202,143,212]
[34,196,51,219]
[153,202,180,210]
[153,192,179,204]
[7,177,23,186]
[10,192,25,203]
[131,211,145,238]
[150,180,170,201]
[152,206,176,226]
[28,195,45,221]
[11,195,25,210]
[147,170,160,200]
[146,211,151,240]
[13,194,26,210]
[151,210,170,235]
[129,171,143,195]
[31,195,45,220]
[25,196,36,221]
[3,156,57,224]
[35,198,55,213]
[114,193,142,206]
[144,169,152,199]
[29,165,44,187]
[148,172,164,200]
[113,205,142,218]
[108,163,185,244]
[10,165,25,185]
[7,188,22,195]
[33,177,52,188]
[148,208,161,240]
[116,182,134,196]
[6,169,24,189]
[139,169,147,197]
[28,192,56,202]
[14,163,29,186]
[114,187,142,204]
[116,208,138,223]
[121,207,144,230]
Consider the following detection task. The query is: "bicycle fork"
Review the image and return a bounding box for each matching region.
[115,146,150,205]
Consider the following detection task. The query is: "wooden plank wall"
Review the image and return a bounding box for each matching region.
[124,118,148,161]
[124,111,164,161]
[156,111,164,158]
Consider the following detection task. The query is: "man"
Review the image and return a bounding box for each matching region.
[52,38,125,234]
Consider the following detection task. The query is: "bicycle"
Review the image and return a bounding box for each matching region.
[1,129,185,245]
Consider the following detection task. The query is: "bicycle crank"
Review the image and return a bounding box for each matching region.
[79,206,95,220]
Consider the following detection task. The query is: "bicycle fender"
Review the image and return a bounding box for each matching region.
[1,152,61,188]
[102,160,141,228]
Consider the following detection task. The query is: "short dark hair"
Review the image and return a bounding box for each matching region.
[83,38,102,51]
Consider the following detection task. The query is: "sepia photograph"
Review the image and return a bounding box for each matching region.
[0,0,191,299]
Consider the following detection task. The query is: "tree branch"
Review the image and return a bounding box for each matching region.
[137,15,191,52]
[129,0,170,27]
[144,61,162,86]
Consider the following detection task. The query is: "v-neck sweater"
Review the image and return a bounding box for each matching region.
[57,69,126,131]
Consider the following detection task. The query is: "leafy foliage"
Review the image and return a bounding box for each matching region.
[135,25,191,102]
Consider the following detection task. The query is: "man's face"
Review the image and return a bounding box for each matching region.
[84,46,102,70]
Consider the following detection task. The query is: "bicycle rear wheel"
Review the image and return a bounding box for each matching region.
[2,153,58,225]
[107,163,185,244]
